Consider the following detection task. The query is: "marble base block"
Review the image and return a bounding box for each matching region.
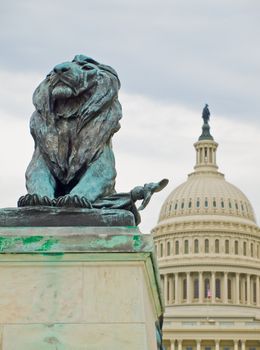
[0,226,163,350]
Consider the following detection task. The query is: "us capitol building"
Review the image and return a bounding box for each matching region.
[152,110,260,350]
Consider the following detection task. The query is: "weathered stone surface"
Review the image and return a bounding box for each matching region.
[83,265,144,323]
[0,207,135,227]
[3,324,146,350]
[0,263,83,324]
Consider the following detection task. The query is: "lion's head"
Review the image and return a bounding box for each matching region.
[32,54,120,121]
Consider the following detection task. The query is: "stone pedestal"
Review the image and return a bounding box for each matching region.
[0,226,163,350]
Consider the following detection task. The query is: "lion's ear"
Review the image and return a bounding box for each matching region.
[73,55,99,66]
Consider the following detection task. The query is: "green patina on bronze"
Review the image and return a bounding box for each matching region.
[35,238,59,252]
[14,54,168,226]
[199,104,214,141]
[133,235,142,250]
[0,236,20,251]
[0,236,59,253]
[21,236,43,244]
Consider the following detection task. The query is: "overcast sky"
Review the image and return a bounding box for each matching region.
[0,0,260,232]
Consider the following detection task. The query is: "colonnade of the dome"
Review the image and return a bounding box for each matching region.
[164,339,260,350]
[161,271,260,306]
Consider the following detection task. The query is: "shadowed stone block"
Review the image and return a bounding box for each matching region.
[0,207,135,227]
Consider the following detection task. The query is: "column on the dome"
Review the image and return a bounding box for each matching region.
[186,272,191,303]
[199,271,203,303]
[199,148,202,163]
[215,339,220,350]
[211,272,216,303]
[196,339,201,350]
[164,273,168,305]
[177,339,182,350]
[175,272,179,304]
[223,272,228,303]
[213,148,216,163]
[256,275,260,306]
[161,274,164,297]
[241,276,245,304]
[247,274,251,305]
[241,340,246,350]
[169,274,174,304]
[235,273,240,304]
[170,340,175,350]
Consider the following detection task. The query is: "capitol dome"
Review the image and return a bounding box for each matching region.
[158,139,256,227]
[152,109,260,350]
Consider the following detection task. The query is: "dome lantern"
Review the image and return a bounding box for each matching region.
[193,105,219,174]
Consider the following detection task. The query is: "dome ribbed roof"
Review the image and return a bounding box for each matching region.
[159,171,256,224]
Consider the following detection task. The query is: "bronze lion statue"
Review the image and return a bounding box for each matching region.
[18,54,122,207]
[18,54,168,224]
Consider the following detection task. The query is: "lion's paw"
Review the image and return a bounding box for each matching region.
[18,194,53,207]
[55,195,92,208]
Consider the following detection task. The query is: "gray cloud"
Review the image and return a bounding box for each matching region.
[0,0,259,121]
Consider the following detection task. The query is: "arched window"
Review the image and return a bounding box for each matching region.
[235,241,239,255]
[194,278,199,299]
[228,200,232,209]
[243,242,247,256]
[194,239,199,254]
[221,200,225,208]
[160,243,163,257]
[167,241,171,256]
[216,278,221,298]
[215,239,219,253]
[174,202,178,210]
[188,200,192,208]
[205,239,209,253]
[175,240,179,255]
[183,279,187,300]
[225,240,229,254]
[155,244,158,257]
[204,278,210,298]
[196,199,200,208]
[184,240,189,254]
[181,202,184,209]
[251,243,254,257]
[228,278,232,300]
[205,199,208,208]
[213,199,217,208]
